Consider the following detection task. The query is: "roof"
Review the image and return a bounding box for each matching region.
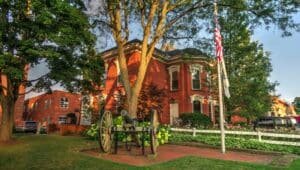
[165,48,209,58]
[101,39,210,61]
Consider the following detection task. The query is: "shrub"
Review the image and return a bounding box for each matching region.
[180,112,212,129]
[84,116,171,147]
[85,124,99,140]
[48,123,58,133]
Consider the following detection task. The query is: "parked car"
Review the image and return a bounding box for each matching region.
[15,121,37,133]
[253,117,297,130]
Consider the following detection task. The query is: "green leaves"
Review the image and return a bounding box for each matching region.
[218,4,275,121]
[180,113,212,129]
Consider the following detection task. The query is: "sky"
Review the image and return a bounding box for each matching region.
[253,14,300,103]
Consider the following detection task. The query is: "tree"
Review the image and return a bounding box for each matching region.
[292,97,300,115]
[137,84,166,120]
[216,1,277,122]
[86,0,299,118]
[0,1,103,142]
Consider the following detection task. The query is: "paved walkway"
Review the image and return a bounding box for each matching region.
[84,144,279,166]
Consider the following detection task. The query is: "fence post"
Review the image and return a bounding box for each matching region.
[193,128,196,137]
[258,131,262,142]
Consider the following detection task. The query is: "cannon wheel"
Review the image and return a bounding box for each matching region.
[150,110,159,154]
[99,111,113,153]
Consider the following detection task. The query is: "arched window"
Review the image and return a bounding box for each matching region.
[190,94,203,113]
[193,100,202,113]
[60,97,69,108]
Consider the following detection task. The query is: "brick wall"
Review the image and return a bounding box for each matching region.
[25,90,81,125]
[102,49,216,124]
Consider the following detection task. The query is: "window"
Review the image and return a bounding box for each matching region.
[168,65,180,91]
[49,98,52,106]
[190,64,202,90]
[193,100,202,113]
[34,102,39,110]
[207,72,211,91]
[60,97,69,108]
[192,70,200,89]
[171,71,179,90]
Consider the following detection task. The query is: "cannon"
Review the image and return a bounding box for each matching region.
[98,109,159,155]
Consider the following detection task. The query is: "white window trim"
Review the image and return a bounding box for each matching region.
[60,97,69,108]
[189,64,202,90]
[168,65,180,91]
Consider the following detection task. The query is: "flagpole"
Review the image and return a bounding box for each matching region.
[214,1,226,154]
[217,59,226,153]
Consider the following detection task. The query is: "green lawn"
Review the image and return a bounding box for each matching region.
[0,134,299,170]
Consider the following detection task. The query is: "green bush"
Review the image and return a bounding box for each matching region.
[85,124,99,140]
[84,116,171,147]
[180,112,212,128]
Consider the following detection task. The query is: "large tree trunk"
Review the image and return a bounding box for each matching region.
[0,99,15,142]
[127,93,139,119]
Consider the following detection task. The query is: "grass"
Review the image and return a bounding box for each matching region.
[0,134,299,170]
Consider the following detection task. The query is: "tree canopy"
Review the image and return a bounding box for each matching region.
[0,0,103,141]
[86,0,299,118]
[217,3,276,121]
[293,97,300,115]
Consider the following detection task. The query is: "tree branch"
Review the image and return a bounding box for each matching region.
[137,0,146,29]
[22,73,49,83]
[121,0,129,42]
[163,2,212,32]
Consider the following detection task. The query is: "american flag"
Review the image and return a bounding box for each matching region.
[214,20,223,63]
[214,16,230,98]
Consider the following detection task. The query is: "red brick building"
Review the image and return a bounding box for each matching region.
[101,40,219,124]
[24,90,81,125]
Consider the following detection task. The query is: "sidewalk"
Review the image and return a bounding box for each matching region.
[84,144,281,166]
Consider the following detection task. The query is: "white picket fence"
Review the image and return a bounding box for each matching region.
[171,127,300,146]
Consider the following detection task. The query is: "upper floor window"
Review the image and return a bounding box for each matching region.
[190,64,202,90]
[207,71,212,91]
[192,70,200,90]
[34,102,38,110]
[49,98,53,106]
[60,97,69,108]
[171,71,179,90]
[168,65,180,91]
